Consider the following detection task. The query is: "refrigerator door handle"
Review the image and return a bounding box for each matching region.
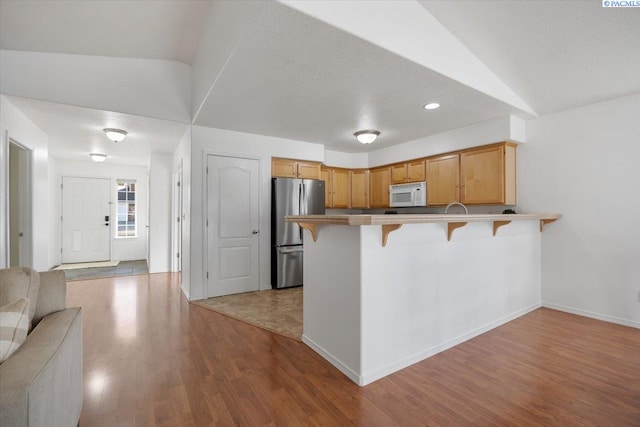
[278,247,304,254]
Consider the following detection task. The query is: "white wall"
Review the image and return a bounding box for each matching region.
[0,95,50,270]
[173,129,192,298]
[51,158,149,265]
[148,153,172,273]
[189,126,324,300]
[518,94,640,328]
[367,115,515,167]
[0,50,191,123]
[324,150,368,169]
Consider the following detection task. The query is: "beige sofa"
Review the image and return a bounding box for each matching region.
[0,268,82,427]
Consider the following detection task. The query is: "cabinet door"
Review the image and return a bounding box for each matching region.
[297,161,321,179]
[427,154,459,206]
[320,167,332,208]
[332,169,351,208]
[407,159,426,182]
[271,158,297,178]
[350,169,370,209]
[460,145,505,204]
[391,164,407,184]
[370,167,391,208]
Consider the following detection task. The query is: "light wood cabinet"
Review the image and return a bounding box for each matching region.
[460,143,516,205]
[323,167,350,208]
[370,166,391,208]
[320,167,332,208]
[392,159,426,184]
[297,161,322,179]
[350,169,370,209]
[426,154,460,206]
[271,157,321,179]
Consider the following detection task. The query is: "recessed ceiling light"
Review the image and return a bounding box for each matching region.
[354,130,380,144]
[423,103,440,110]
[103,128,128,143]
[90,153,107,163]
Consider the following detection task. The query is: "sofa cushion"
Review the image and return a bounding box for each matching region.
[0,297,30,363]
[0,268,40,325]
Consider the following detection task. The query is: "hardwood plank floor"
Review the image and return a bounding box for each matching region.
[68,274,640,426]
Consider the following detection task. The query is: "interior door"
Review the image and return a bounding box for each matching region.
[8,142,32,267]
[61,177,111,263]
[207,155,260,297]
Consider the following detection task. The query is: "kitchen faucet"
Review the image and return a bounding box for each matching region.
[444,201,468,214]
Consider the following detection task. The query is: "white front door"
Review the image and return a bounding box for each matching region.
[61,177,111,263]
[206,155,260,297]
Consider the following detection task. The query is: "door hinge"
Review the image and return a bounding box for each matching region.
[60,215,63,221]
[177,217,180,223]
[206,272,209,279]
[177,252,180,258]
[60,183,63,189]
[206,219,208,227]
[60,248,63,253]
[177,181,181,187]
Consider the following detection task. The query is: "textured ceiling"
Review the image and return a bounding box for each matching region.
[420,0,640,115]
[193,2,520,153]
[0,0,210,65]
[1,0,639,159]
[5,96,190,167]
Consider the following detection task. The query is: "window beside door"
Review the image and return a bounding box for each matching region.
[116,180,137,237]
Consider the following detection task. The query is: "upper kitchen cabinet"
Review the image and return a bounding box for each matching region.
[426,154,460,206]
[271,157,321,180]
[460,142,516,205]
[324,167,351,208]
[391,159,426,184]
[350,169,370,209]
[320,167,332,208]
[370,166,391,208]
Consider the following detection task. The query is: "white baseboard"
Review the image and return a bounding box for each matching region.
[180,284,191,301]
[303,303,541,387]
[542,302,640,329]
[301,335,363,385]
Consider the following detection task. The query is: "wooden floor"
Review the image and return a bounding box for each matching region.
[68,274,640,426]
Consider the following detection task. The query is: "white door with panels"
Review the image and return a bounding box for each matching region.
[61,177,111,263]
[206,155,260,298]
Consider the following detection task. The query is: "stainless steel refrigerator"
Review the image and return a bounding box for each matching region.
[271,177,325,289]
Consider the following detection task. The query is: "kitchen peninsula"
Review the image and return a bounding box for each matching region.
[286,213,561,386]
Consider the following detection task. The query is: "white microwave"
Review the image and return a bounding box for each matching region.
[389,181,427,207]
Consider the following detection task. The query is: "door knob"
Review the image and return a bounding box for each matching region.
[252,230,260,234]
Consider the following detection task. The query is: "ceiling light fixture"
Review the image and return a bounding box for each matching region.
[423,102,440,110]
[103,128,128,143]
[354,130,380,144]
[90,153,107,163]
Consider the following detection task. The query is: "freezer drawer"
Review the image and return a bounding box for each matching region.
[273,246,303,289]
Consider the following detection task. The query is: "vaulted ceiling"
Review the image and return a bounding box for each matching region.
[1,0,638,162]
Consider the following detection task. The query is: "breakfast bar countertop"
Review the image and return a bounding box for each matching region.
[285,213,561,225]
[286,213,562,244]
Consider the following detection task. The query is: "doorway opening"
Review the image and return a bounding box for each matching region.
[8,140,33,268]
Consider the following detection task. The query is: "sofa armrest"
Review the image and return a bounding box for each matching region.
[0,307,82,427]
[33,270,67,327]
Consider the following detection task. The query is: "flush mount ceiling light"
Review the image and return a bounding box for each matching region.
[103,128,128,143]
[90,153,107,163]
[354,130,380,144]
[423,102,440,110]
